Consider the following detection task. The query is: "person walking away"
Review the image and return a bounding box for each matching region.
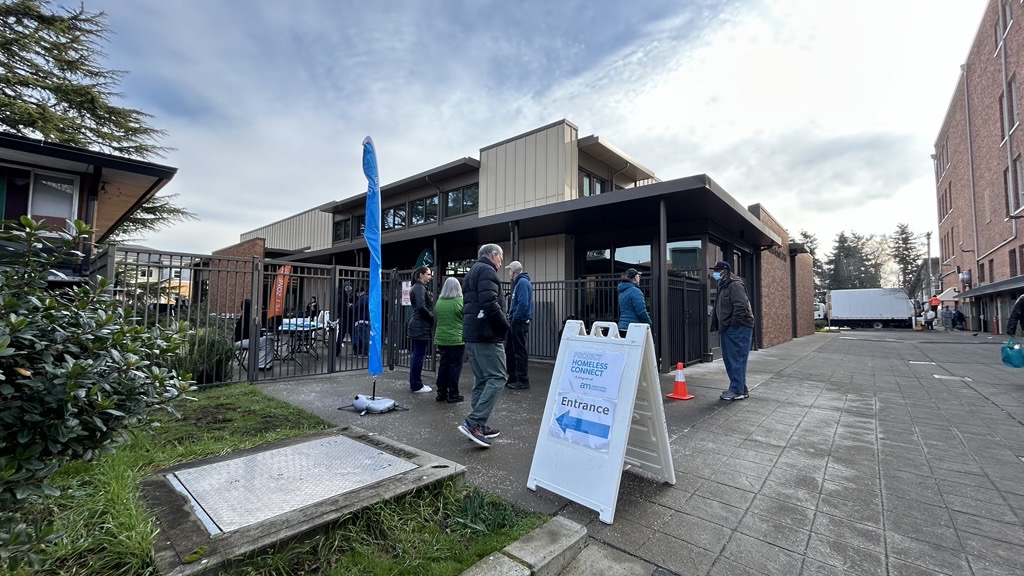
[434,277,465,403]
[941,305,953,331]
[924,305,936,330]
[710,261,755,401]
[504,260,533,389]
[408,266,435,394]
[617,268,652,337]
[351,287,370,356]
[458,243,510,448]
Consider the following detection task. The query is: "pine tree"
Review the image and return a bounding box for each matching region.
[825,231,884,290]
[889,223,924,298]
[0,0,196,240]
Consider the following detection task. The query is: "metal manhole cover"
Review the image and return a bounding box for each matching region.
[169,435,417,533]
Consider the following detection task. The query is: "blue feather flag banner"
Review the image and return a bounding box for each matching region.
[362,136,383,375]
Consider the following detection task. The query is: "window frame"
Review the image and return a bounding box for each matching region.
[444,183,479,218]
[578,168,608,198]
[333,218,351,243]
[409,194,439,226]
[27,169,79,231]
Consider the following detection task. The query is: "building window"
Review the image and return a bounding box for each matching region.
[1001,92,1010,141]
[1012,77,1021,128]
[409,194,438,226]
[980,262,986,283]
[1012,249,1019,277]
[333,219,351,242]
[381,204,406,231]
[990,258,996,282]
[579,169,608,197]
[445,183,479,217]
[1007,166,1015,215]
[355,214,365,237]
[30,172,76,228]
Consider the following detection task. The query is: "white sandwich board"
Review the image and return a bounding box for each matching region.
[527,320,675,523]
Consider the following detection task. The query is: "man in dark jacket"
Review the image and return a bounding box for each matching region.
[504,260,533,389]
[458,243,510,448]
[710,260,755,401]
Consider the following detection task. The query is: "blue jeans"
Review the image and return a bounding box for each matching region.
[409,339,430,391]
[720,325,752,395]
[465,341,507,429]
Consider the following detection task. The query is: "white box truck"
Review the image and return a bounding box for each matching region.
[826,288,913,329]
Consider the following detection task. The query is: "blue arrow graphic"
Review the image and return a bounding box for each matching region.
[555,411,610,439]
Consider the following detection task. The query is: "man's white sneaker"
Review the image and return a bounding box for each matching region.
[412,385,433,394]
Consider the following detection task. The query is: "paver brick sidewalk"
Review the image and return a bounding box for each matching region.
[562,332,1024,575]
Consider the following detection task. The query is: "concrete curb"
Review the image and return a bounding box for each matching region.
[461,516,587,576]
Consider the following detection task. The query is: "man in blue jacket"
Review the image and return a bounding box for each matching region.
[504,260,533,389]
[457,244,510,448]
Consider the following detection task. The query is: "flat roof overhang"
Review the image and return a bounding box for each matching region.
[578,135,657,182]
[957,276,1024,299]
[0,132,178,242]
[320,157,480,215]
[291,174,782,263]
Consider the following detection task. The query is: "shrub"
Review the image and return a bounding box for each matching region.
[0,217,193,570]
[170,323,237,385]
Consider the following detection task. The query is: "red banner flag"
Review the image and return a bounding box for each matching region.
[267,264,292,320]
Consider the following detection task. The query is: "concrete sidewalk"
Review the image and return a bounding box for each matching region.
[260,329,1024,575]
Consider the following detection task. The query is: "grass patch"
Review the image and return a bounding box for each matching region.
[12,383,547,576]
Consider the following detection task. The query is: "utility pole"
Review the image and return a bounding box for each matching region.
[926,231,933,296]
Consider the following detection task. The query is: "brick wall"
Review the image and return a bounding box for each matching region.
[791,250,815,337]
[208,238,265,317]
[749,204,793,348]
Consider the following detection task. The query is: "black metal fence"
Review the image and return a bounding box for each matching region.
[89,245,706,386]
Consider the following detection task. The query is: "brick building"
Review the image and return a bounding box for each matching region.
[936,0,1024,332]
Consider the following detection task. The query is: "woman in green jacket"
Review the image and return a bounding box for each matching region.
[434,277,465,403]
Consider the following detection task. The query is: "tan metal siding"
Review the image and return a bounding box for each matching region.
[240,209,333,251]
[480,121,578,217]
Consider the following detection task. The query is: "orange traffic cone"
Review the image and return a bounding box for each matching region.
[667,362,694,400]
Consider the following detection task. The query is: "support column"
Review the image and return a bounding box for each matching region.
[657,199,669,372]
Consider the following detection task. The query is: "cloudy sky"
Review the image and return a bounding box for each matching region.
[92,0,987,258]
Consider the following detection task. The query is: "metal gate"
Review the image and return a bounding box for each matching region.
[667,276,705,366]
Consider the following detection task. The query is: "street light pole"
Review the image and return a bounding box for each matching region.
[926,231,933,296]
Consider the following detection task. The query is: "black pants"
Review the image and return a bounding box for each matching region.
[505,320,529,385]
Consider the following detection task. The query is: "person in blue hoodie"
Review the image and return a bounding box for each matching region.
[617,268,651,337]
[504,260,533,389]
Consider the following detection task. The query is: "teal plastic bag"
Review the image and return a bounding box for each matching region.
[1001,337,1024,368]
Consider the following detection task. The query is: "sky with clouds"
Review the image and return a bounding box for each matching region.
[90,0,987,258]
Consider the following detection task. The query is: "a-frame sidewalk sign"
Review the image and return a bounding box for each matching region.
[527,320,675,523]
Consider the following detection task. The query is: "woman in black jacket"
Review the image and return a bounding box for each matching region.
[408,266,435,393]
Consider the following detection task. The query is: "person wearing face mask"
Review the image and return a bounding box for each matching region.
[710,260,755,401]
[617,268,651,337]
